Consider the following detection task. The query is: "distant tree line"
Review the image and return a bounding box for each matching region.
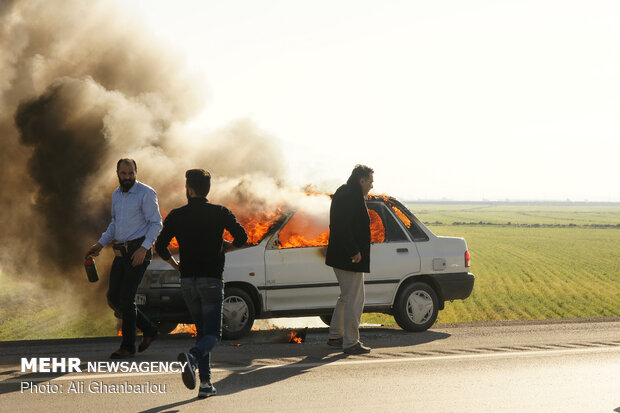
[424,221,620,229]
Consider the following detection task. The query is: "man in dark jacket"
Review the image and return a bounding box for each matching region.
[325,164,374,354]
[154,169,247,398]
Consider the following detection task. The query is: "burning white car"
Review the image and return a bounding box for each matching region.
[137,196,475,339]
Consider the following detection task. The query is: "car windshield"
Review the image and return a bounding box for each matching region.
[223,208,288,246]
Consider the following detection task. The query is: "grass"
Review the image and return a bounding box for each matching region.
[409,203,620,226]
[362,203,620,326]
[0,271,117,341]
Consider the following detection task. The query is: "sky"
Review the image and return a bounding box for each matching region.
[130,0,620,202]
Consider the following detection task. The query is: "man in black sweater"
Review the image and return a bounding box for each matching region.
[155,169,247,398]
[325,164,374,355]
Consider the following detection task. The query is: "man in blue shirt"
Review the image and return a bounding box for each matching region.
[87,158,163,359]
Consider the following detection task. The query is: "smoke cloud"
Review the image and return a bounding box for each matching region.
[0,0,291,322]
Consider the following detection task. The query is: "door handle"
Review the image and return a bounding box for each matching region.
[396,248,408,253]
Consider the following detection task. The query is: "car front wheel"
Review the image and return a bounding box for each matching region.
[222,287,255,340]
[393,282,438,332]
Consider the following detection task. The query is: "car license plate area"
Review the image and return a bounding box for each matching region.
[135,294,146,305]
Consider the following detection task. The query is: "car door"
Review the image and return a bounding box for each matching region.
[263,203,337,311]
[365,201,421,305]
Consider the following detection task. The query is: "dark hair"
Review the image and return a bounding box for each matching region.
[346,164,374,186]
[117,158,137,171]
[185,169,211,197]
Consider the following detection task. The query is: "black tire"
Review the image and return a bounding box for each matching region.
[222,287,255,340]
[393,282,439,332]
[319,315,332,326]
[158,321,179,335]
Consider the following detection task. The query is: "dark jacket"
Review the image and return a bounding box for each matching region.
[155,198,248,279]
[325,181,371,273]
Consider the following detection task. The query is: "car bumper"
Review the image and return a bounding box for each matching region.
[430,272,475,301]
[136,289,192,323]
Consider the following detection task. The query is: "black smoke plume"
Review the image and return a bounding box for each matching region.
[0,0,288,329]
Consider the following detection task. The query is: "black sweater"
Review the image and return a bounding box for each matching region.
[325,182,371,273]
[155,198,248,279]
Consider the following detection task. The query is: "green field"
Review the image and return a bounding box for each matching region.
[0,271,116,341]
[362,203,620,326]
[2,203,619,340]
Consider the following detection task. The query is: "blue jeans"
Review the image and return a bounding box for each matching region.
[180,277,224,383]
[107,249,157,353]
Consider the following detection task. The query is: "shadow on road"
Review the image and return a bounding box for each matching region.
[0,362,91,396]
[215,352,349,397]
[0,327,451,398]
[137,396,198,413]
[192,328,451,397]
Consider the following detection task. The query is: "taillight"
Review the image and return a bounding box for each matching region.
[465,251,471,267]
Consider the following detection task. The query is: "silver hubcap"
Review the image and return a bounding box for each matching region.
[406,290,433,324]
[222,296,249,332]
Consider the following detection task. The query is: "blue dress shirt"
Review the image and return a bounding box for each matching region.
[98,181,163,250]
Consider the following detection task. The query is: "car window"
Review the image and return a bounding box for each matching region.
[389,203,429,241]
[278,210,329,248]
[277,199,389,248]
[367,202,408,243]
[368,208,386,243]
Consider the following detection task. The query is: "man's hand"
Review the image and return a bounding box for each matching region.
[351,252,362,263]
[222,241,235,253]
[87,243,103,257]
[131,246,148,267]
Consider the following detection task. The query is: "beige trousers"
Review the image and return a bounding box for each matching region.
[329,268,365,349]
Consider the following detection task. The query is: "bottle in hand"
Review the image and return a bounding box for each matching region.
[84,255,99,282]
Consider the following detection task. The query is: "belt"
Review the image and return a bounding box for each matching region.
[112,236,146,257]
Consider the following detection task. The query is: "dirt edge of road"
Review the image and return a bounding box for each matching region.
[1,316,619,349]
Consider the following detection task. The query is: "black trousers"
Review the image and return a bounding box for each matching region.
[107,249,157,352]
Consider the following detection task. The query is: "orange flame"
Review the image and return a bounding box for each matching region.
[391,205,411,228]
[288,331,303,344]
[279,211,329,248]
[277,208,386,248]
[170,323,197,337]
[161,209,284,254]
[369,209,385,243]
[369,194,412,229]
[224,209,284,245]
[161,193,394,253]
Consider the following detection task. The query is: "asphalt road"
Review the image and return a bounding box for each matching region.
[1,319,619,412]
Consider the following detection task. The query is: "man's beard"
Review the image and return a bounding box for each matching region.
[186,188,191,202]
[119,177,135,191]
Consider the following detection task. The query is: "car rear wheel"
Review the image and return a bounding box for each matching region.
[393,282,438,332]
[222,287,255,340]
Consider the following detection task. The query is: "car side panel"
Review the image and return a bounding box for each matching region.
[366,240,421,305]
[263,246,339,311]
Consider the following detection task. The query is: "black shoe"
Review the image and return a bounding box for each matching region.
[327,338,343,348]
[110,348,135,359]
[178,352,197,390]
[343,342,371,355]
[138,331,159,352]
